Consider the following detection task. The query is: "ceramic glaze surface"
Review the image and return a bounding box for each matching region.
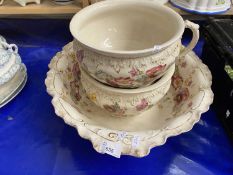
[81,63,175,117]
[77,6,179,51]
[0,35,6,47]
[170,0,231,14]
[0,64,27,108]
[70,0,199,88]
[70,0,186,56]
[73,39,179,88]
[45,42,213,157]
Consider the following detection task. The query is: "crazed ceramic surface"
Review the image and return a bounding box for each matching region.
[81,62,175,117]
[45,42,214,157]
[70,0,199,88]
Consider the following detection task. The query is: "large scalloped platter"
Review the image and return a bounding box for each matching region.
[45,42,213,157]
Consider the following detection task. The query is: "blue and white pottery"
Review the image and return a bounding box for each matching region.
[170,0,232,14]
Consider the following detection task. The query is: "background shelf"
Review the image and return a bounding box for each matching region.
[0,0,82,15]
[0,1,232,18]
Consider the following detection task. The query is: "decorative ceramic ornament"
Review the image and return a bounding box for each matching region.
[0,35,6,45]
[45,42,214,157]
[70,0,199,88]
[73,40,180,88]
[13,0,40,6]
[170,0,232,14]
[0,35,27,108]
[0,38,21,86]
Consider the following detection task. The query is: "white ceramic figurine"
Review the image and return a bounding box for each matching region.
[0,35,27,108]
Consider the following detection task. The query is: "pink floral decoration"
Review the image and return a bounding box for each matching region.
[174,88,189,104]
[129,67,139,77]
[103,103,126,116]
[146,64,166,78]
[76,50,84,63]
[172,75,183,90]
[136,98,149,111]
[106,77,134,87]
[72,62,81,80]
[106,79,119,87]
[70,81,81,101]
[181,61,187,68]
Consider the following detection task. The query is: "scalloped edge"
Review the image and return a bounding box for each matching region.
[45,42,214,157]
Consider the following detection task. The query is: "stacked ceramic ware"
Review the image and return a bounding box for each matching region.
[69,0,199,117]
[46,0,215,157]
[0,35,27,108]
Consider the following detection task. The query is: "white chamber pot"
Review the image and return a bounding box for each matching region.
[70,0,199,88]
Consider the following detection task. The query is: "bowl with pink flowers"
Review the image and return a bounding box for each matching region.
[70,0,199,88]
[80,63,175,117]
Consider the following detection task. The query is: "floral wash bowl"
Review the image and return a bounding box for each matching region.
[70,0,199,88]
[80,62,175,117]
[73,40,178,88]
[45,42,213,157]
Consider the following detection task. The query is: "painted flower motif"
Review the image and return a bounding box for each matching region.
[87,109,92,113]
[146,64,166,78]
[106,77,134,87]
[188,101,193,107]
[172,74,183,90]
[115,77,134,84]
[174,88,189,104]
[74,91,82,101]
[129,67,139,77]
[76,49,84,63]
[185,79,192,87]
[88,93,97,102]
[72,62,81,80]
[70,81,81,101]
[136,98,149,111]
[70,80,79,89]
[103,103,126,116]
[106,79,119,87]
[181,61,187,68]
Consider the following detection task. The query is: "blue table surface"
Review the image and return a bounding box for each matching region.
[0,19,232,175]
